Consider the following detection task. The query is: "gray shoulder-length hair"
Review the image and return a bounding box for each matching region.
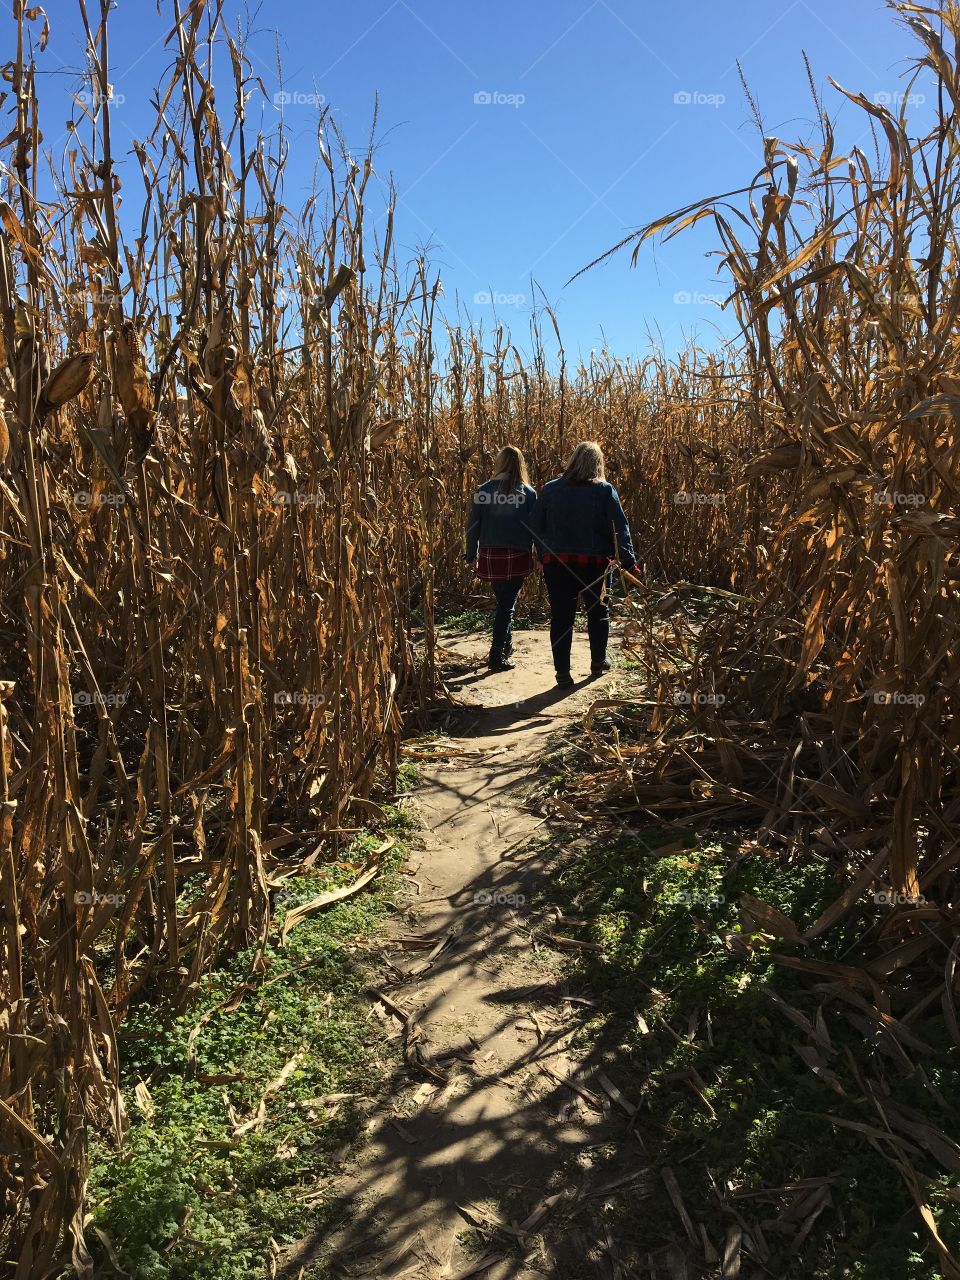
[562,441,605,484]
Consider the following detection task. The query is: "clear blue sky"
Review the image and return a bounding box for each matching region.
[30,0,934,361]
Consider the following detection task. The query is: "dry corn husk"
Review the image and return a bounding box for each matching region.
[39,350,95,413]
[369,417,403,449]
[250,406,273,466]
[110,322,151,415]
[110,320,154,458]
[744,443,803,477]
[322,264,354,306]
[802,464,862,502]
[15,333,49,399]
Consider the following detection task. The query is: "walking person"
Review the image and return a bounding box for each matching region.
[530,441,638,688]
[464,446,538,673]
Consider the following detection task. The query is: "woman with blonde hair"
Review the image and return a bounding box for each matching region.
[530,441,637,688]
[464,446,538,672]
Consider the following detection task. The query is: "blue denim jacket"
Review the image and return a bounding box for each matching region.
[529,478,637,566]
[465,479,538,558]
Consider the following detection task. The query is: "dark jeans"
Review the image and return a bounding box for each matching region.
[543,561,610,675]
[491,577,525,656]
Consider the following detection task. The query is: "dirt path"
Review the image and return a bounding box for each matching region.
[283,625,637,1279]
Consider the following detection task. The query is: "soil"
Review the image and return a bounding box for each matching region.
[282,624,642,1280]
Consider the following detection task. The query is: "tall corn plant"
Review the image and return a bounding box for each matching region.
[0,0,846,1271]
[616,4,960,895]
[580,8,960,1263]
[0,1,436,1271]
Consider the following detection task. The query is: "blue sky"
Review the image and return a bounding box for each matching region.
[29,0,934,360]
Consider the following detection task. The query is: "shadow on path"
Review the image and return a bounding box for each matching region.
[279,630,651,1280]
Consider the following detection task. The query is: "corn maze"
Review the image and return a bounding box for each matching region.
[3,0,960,1274]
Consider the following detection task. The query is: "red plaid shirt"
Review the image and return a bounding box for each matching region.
[476,547,536,582]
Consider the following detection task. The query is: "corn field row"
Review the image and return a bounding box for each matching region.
[568,7,960,1267]
[0,2,753,1268]
[3,0,960,1272]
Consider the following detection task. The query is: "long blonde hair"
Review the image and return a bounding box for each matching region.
[492,445,529,492]
[563,441,605,484]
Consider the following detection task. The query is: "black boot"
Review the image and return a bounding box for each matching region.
[488,648,515,673]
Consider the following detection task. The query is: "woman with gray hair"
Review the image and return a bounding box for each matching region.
[529,441,637,688]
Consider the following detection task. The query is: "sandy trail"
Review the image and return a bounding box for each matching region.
[283,625,638,1279]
